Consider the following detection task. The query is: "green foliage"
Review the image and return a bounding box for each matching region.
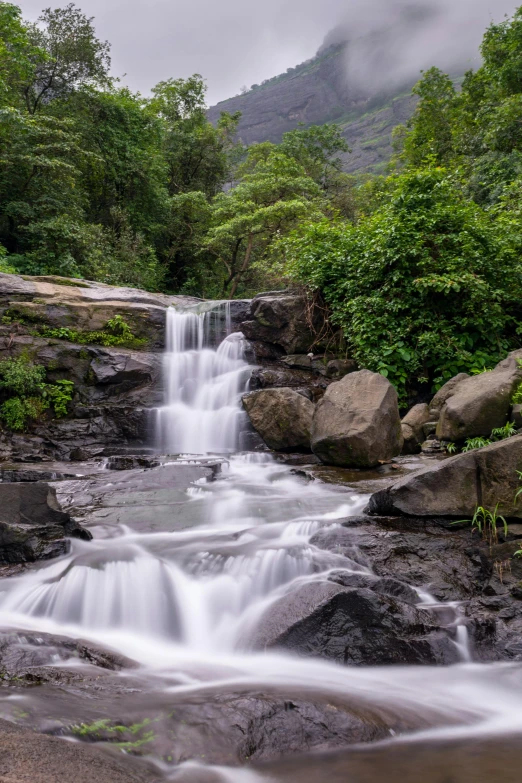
[461,421,518,452]
[43,379,74,418]
[0,355,73,428]
[462,437,492,453]
[459,504,508,547]
[0,395,45,430]
[0,356,45,396]
[445,442,458,454]
[38,315,145,348]
[281,167,521,397]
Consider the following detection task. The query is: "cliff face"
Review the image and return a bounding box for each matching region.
[207,44,417,175]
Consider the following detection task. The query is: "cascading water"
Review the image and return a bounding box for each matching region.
[154,304,251,454]
[0,303,522,782]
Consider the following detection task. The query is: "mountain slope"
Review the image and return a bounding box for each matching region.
[207,43,416,174]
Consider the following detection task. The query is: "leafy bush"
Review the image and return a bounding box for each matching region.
[0,396,46,431]
[282,168,522,398]
[0,357,46,396]
[0,356,74,430]
[43,380,74,418]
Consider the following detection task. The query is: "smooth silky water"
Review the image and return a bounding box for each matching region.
[1,304,522,782]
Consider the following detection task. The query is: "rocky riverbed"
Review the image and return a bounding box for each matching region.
[1,273,522,782]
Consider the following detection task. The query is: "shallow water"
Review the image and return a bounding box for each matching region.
[0,305,521,781]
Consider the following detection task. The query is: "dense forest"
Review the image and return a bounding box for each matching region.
[2,2,522,397]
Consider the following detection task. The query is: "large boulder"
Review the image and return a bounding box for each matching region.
[241,292,326,354]
[436,365,522,442]
[311,370,403,468]
[0,483,91,564]
[250,581,458,665]
[401,403,431,454]
[367,434,522,519]
[242,389,314,452]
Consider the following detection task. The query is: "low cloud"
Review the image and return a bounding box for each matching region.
[17,0,521,103]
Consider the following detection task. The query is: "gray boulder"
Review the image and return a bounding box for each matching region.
[0,483,92,564]
[367,434,522,518]
[242,388,314,452]
[311,370,403,468]
[401,403,431,454]
[429,373,470,417]
[436,367,522,442]
[241,292,326,354]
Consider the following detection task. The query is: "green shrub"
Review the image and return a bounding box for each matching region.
[0,357,74,430]
[282,168,522,398]
[0,396,47,431]
[43,380,74,418]
[0,357,46,396]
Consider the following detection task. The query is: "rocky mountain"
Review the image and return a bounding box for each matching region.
[208,42,417,175]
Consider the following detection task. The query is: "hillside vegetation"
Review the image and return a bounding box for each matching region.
[2,2,522,403]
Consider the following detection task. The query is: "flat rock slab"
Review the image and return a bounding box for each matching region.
[0,718,158,783]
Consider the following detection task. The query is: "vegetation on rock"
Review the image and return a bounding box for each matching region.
[0,356,74,430]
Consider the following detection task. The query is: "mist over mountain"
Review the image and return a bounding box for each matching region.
[208,0,518,173]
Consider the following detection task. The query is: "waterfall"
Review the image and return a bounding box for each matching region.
[154,303,251,455]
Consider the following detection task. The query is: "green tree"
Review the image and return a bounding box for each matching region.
[23,3,111,114]
[399,67,457,167]
[205,147,324,297]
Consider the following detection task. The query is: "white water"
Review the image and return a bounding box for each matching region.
[0,304,522,781]
[154,305,251,454]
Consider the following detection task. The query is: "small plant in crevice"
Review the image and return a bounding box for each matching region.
[461,422,519,453]
[456,504,508,548]
[37,315,145,349]
[445,442,458,454]
[462,437,492,453]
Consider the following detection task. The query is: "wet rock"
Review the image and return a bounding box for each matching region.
[0,718,155,783]
[90,354,154,387]
[241,292,326,354]
[367,435,522,519]
[106,455,160,471]
[401,404,431,455]
[259,735,522,783]
[250,581,459,665]
[0,630,137,682]
[242,389,314,452]
[311,519,491,603]
[0,483,91,564]
[436,365,522,442]
[311,370,403,468]
[0,468,77,482]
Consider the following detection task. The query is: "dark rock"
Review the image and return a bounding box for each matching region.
[241,292,326,354]
[0,483,91,564]
[401,403,431,455]
[242,389,314,452]
[90,354,154,386]
[311,370,403,468]
[0,468,77,482]
[512,403,522,428]
[367,435,522,519]
[326,358,358,379]
[250,581,459,665]
[106,455,160,471]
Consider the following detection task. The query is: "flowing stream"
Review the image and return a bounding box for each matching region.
[1,304,522,781]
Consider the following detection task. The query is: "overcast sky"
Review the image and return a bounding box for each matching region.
[18,0,522,105]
